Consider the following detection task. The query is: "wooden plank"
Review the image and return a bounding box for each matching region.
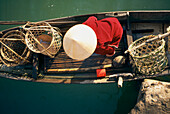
[126,16,133,47]
[35,78,72,84]
[131,23,163,40]
[35,73,133,84]
[168,36,170,53]
[46,64,112,73]
[0,21,81,25]
[32,53,39,79]
[34,68,170,84]
[44,49,113,73]
[0,66,169,84]
[167,36,170,65]
[126,30,133,46]
[130,12,170,22]
[125,15,137,73]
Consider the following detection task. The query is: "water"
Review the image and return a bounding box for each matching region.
[0,77,142,114]
[0,0,170,113]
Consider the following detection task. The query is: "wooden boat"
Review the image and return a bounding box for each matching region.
[0,10,170,85]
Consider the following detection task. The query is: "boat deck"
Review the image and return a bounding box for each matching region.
[43,39,126,74]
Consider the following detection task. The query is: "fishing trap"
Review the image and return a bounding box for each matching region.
[128,35,168,75]
[23,21,62,58]
[0,30,32,67]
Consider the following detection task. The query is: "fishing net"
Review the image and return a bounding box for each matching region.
[0,30,32,67]
[23,21,62,58]
[128,35,168,75]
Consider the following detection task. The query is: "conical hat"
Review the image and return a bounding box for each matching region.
[63,24,97,60]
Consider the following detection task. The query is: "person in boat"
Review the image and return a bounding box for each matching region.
[63,16,123,61]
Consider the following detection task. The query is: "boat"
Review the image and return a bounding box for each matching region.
[0,10,170,85]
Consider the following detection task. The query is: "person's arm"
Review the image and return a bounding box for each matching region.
[82,16,97,25]
[95,43,115,55]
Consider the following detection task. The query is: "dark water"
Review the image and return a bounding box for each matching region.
[0,78,142,114]
[0,0,170,113]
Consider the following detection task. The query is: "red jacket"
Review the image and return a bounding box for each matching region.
[83,16,123,55]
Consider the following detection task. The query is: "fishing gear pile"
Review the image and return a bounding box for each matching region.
[0,21,62,67]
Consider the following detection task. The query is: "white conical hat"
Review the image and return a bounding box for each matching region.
[63,24,97,60]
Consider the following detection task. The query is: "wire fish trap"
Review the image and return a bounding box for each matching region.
[0,30,32,67]
[23,21,62,58]
[127,35,168,75]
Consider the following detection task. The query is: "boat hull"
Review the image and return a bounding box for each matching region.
[0,10,170,83]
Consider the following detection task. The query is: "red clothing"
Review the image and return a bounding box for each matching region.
[83,16,123,55]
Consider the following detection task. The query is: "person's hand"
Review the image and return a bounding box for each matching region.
[106,51,115,57]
